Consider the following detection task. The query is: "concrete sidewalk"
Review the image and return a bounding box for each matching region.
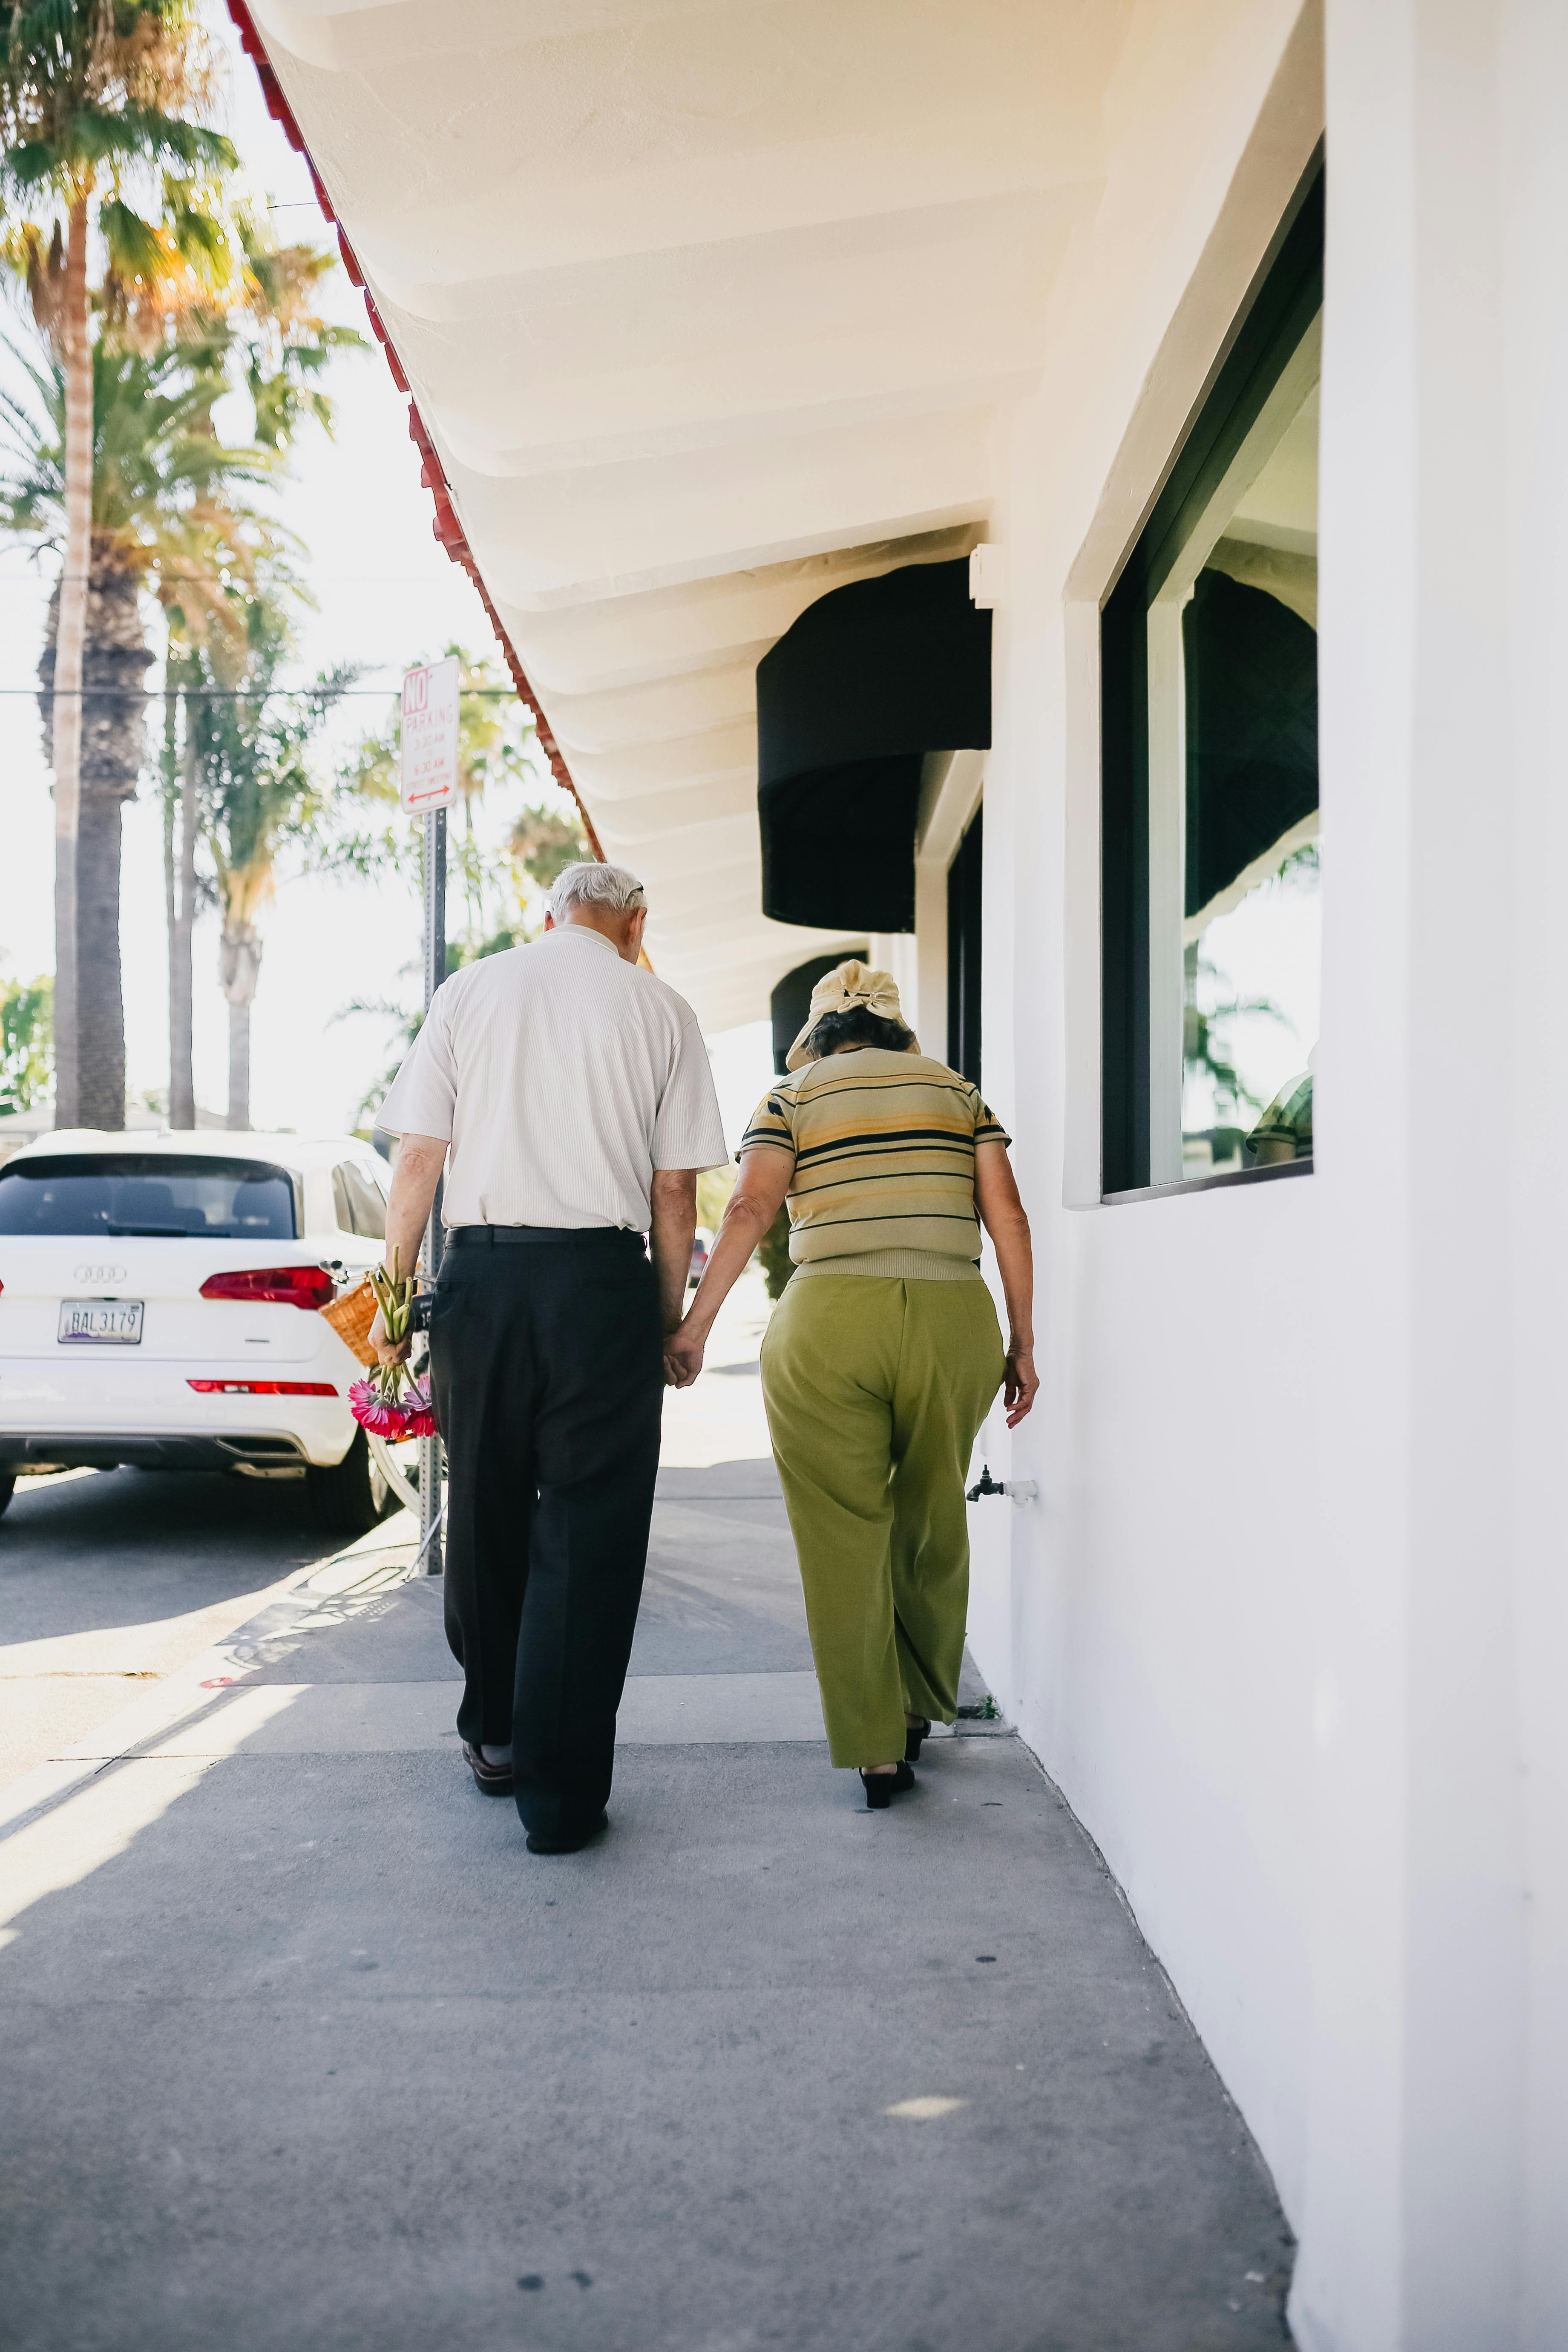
[1,1278,1294,2350]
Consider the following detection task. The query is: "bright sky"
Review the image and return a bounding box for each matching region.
[0,7,772,1151]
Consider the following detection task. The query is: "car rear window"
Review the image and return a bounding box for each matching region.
[0,1154,299,1239]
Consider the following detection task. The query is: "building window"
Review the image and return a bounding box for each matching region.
[947,806,983,1085]
[1101,155,1322,1198]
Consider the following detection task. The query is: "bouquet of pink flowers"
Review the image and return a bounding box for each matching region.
[347,1249,438,1442]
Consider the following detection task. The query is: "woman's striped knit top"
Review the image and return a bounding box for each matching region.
[740,1048,1010,1282]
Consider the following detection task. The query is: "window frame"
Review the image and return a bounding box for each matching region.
[946,804,983,1087]
[1100,152,1323,1204]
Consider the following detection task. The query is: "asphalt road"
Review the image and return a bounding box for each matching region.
[0,1464,357,1791]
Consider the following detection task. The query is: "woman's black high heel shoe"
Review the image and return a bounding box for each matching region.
[860,1762,915,1809]
[904,1716,932,1763]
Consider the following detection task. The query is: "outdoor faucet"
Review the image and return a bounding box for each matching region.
[966,1464,1039,1506]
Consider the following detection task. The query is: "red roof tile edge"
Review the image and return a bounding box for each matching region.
[224,0,604,860]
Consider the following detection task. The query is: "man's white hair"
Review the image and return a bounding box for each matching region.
[547,860,647,922]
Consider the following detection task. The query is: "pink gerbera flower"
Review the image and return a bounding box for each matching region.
[400,1377,437,1439]
[349,1377,412,1439]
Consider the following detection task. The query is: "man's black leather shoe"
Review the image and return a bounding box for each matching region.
[525,1812,607,1855]
[463,1740,514,1797]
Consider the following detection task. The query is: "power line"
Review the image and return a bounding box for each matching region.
[0,686,527,700]
[0,574,462,584]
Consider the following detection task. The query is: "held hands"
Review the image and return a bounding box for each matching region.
[1003,1341,1039,1427]
[663,1318,707,1388]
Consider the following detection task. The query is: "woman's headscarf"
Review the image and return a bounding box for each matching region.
[784,959,920,1070]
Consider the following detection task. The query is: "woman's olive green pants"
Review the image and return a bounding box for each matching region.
[760,1275,1005,1768]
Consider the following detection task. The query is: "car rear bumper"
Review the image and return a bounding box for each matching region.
[0,1430,321,1474]
[0,1360,357,1468]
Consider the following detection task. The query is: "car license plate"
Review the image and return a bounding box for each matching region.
[58,1298,144,1345]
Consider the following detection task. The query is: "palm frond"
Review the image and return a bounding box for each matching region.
[75,103,234,178]
[98,190,160,275]
[2,136,66,188]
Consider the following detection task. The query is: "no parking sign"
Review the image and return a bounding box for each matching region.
[399,655,460,812]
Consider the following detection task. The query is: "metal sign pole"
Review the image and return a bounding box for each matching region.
[419,803,446,1574]
[401,656,457,1577]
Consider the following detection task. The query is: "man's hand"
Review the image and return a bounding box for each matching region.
[369,1306,411,1368]
[1003,1342,1038,1426]
[664,1323,705,1388]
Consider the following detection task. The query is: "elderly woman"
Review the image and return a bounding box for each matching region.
[665,962,1036,1808]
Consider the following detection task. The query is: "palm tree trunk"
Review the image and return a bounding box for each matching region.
[76,785,129,1127]
[170,704,196,1128]
[75,563,151,1132]
[221,921,262,1131]
[227,994,250,1131]
[162,685,177,1092]
[52,197,92,1129]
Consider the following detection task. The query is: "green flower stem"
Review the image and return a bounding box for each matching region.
[367,1249,418,1403]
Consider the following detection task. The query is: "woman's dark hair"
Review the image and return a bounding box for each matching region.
[804,1008,914,1059]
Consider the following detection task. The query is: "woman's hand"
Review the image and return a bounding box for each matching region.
[1003,1342,1038,1426]
[369,1307,411,1367]
[671,1148,794,1385]
[975,1142,1036,1423]
[664,1321,707,1389]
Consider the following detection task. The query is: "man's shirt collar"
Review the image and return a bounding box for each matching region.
[547,924,619,957]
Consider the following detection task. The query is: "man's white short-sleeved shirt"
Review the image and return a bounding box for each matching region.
[376,926,727,1231]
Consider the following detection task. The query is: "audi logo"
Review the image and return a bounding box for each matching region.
[73,1263,127,1286]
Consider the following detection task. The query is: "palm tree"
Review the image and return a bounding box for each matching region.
[155,237,356,1126]
[185,591,355,1128]
[160,635,199,1124]
[0,328,280,1127]
[227,211,358,455]
[334,665,580,1123]
[0,0,237,1125]
[509,800,589,895]
[0,207,359,1130]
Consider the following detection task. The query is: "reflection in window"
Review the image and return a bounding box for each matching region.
[1182,843,1318,1174]
[1158,338,1319,1181]
[1100,154,1322,1197]
[332,1161,388,1241]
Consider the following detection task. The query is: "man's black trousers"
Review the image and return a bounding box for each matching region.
[429,1224,664,1839]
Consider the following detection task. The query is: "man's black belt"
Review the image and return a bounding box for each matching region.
[446,1224,644,1250]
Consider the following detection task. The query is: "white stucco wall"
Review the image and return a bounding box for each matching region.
[964,3,1568,2345]
[961,0,1325,2225]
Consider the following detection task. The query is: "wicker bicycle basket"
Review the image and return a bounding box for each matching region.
[320,1278,380,1368]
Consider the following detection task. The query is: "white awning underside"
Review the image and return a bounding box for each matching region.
[245,1,1120,1028]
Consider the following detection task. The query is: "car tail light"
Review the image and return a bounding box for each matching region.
[187,1380,338,1396]
[199,1266,334,1311]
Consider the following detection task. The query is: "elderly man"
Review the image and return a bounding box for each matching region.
[373,861,727,1853]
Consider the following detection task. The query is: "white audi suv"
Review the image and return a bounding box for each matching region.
[0,1129,403,1532]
